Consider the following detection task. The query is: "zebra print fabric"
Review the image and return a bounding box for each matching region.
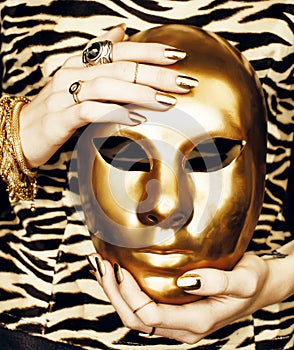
[0,0,293,349]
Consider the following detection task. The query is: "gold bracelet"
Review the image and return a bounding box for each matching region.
[0,96,37,210]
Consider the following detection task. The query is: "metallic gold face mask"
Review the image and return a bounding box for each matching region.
[76,25,267,304]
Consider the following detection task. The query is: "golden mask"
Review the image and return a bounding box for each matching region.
[76,25,267,304]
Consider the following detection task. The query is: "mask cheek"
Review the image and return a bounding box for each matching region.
[188,153,251,244]
[92,158,152,248]
[93,160,146,226]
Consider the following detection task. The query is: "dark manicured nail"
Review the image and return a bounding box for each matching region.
[95,256,105,278]
[113,263,123,284]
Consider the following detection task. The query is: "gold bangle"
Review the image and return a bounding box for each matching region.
[0,95,37,209]
[11,97,37,178]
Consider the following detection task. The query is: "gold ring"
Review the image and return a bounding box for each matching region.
[132,299,153,314]
[133,62,139,84]
[69,80,83,104]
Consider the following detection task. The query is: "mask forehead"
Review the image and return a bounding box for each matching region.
[130,24,265,138]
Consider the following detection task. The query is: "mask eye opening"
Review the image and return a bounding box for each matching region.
[93,136,151,172]
[184,138,246,173]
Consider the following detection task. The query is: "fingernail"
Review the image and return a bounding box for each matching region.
[164,48,186,60]
[113,263,123,284]
[155,92,177,106]
[112,22,126,31]
[176,75,199,89]
[86,255,97,272]
[95,256,106,278]
[86,255,105,278]
[177,274,201,290]
[89,270,96,277]
[129,112,147,125]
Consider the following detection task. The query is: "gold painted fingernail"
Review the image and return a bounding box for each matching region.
[129,112,147,125]
[164,48,186,60]
[113,263,123,284]
[176,75,199,89]
[177,274,201,290]
[155,92,177,106]
[95,256,106,278]
[86,255,105,278]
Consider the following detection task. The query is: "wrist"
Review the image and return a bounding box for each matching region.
[257,246,294,309]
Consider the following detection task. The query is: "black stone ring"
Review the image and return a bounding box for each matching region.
[82,40,113,66]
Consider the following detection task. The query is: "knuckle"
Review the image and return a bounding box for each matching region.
[194,314,214,334]
[77,102,93,122]
[194,322,210,334]
[44,93,59,112]
[120,314,141,330]
[92,77,109,97]
[243,270,259,297]
[182,334,199,345]
[140,313,161,328]
[50,69,66,90]
[63,56,76,67]
[123,319,138,330]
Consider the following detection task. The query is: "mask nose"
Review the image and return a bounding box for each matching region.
[141,209,192,228]
[137,165,194,229]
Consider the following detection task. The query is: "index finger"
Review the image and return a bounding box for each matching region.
[65,42,186,68]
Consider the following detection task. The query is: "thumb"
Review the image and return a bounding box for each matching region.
[176,255,264,298]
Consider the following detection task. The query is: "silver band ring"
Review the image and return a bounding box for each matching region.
[83,40,113,66]
[69,80,83,104]
[133,62,139,84]
[133,299,153,314]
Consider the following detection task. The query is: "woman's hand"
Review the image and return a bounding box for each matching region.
[88,241,294,344]
[19,24,196,168]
